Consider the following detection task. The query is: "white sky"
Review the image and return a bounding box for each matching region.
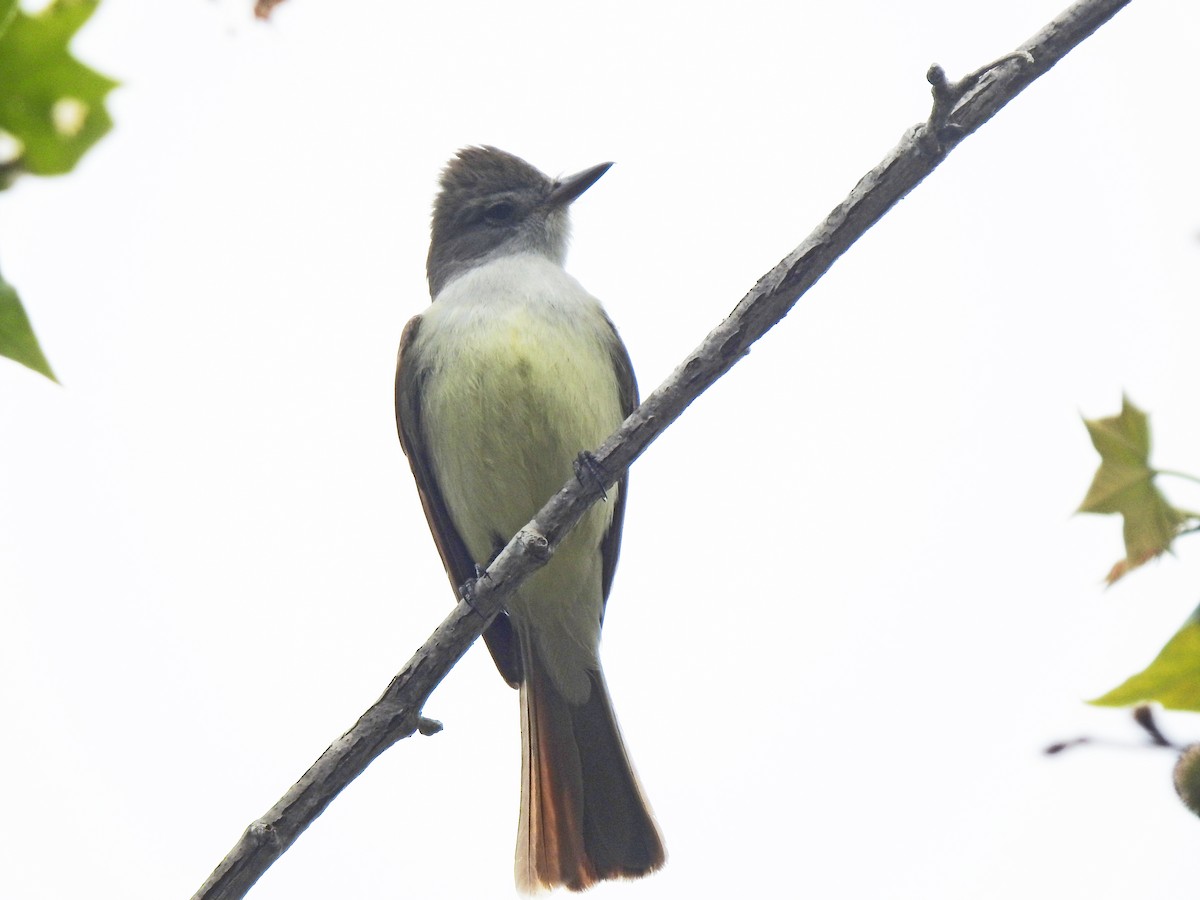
[3,0,1200,898]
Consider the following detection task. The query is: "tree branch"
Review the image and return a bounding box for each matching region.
[192,1,1132,897]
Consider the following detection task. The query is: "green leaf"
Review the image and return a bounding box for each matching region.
[0,0,118,178]
[0,1,19,40]
[1091,604,1200,711]
[0,269,56,381]
[1077,396,1186,580]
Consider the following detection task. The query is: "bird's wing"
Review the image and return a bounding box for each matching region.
[395,314,522,686]
[599,315,640,621]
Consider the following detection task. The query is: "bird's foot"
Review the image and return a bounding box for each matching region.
[573,450,609,501]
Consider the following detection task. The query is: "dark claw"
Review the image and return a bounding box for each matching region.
[458,576,481,613]
[573,451,609,501]
[459,563,494,616]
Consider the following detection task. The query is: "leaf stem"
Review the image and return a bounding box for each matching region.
[1155,468,1200,486]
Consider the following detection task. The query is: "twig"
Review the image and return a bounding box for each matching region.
[925,51,1036,150]
[0,156,25,191]
[192,1,1134,897]
[1133,705,1179,748]
[1045,705,1184,755]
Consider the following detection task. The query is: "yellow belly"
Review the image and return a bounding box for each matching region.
[416,256,627,699]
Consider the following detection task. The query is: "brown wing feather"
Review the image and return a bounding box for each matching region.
[598,316,640,618]
[395,314,522,685]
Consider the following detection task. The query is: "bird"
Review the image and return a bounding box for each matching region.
[395,146,665,892]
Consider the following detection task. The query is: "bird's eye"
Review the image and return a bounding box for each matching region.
[484,201,516,225]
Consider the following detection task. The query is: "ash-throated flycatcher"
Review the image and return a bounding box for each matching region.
[395,146,664,892]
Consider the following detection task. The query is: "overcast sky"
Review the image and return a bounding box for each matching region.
[4,1,1200,898]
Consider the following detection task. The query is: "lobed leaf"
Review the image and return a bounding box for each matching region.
[0,0,117,178]
[1077,396,1187,579]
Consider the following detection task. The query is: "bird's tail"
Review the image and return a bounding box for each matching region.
[515,644,665,892]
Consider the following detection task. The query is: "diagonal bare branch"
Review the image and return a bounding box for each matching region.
[193,1,1133,896]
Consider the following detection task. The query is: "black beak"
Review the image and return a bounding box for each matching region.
[546,161,613,208]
